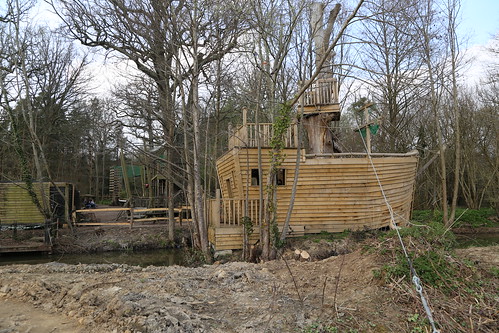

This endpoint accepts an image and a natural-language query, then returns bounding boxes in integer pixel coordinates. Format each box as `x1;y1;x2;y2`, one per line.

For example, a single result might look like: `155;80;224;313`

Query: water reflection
0;248;184;267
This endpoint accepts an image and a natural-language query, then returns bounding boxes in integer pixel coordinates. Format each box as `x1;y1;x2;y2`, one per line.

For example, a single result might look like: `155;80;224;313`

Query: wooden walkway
73;206;191;228
0;244;52;254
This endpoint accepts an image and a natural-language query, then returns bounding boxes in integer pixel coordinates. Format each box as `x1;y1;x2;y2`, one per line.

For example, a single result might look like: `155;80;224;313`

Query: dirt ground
0;226;497;333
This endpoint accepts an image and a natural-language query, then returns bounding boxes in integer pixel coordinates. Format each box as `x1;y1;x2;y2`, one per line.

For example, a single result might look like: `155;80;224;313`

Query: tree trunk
302;113;339;154
191;74;209;257
448;0;461;226
420;0;448;224
189;9;209;257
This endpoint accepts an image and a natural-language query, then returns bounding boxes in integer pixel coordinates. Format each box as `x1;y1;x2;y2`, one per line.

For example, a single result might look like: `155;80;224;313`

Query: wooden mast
301;2;342;155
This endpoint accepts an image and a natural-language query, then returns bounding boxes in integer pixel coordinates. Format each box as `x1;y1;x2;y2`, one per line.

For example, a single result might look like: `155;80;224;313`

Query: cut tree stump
294;249;311;261
300;250;311;261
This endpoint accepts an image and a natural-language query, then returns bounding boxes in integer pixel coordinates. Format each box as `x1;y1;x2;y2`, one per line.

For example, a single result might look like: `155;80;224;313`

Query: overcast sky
28;0;499;92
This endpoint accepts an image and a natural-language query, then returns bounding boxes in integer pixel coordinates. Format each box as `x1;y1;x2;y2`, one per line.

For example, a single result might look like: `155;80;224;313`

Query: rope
356;132;440;333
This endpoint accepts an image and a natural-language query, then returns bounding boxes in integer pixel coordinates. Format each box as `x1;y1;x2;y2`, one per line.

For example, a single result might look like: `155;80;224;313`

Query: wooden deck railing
207;197;262;227
228;122;298;149
300;77;339;106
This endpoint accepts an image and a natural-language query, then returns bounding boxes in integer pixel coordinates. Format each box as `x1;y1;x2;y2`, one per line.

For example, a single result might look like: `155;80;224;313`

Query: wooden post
64;184;69;229
129;207;134;229
44;219;51;245
213;189;221;228
228;123;233;148
355;102;374;155
120;148;132;207
66;184;75;234
364;104;371;154
241;109;248;146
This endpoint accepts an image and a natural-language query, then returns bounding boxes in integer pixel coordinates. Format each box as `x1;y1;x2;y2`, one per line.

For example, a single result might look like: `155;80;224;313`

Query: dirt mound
1;224;498;333
1;245;496;332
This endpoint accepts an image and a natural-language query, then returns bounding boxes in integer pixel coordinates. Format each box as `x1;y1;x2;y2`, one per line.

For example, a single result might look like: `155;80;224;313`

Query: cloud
461;37;498;86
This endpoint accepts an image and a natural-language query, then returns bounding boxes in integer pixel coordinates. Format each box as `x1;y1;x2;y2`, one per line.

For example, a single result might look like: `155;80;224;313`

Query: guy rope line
356;132;440;333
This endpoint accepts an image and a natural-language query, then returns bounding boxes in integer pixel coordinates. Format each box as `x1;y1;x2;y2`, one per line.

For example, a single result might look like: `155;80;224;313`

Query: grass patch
370;210;497;332
412;208;496;228
301;321;338;333
304;230;351;243
381;250;460;292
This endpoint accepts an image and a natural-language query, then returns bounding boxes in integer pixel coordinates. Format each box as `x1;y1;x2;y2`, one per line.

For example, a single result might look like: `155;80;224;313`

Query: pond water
455;233;499;248
0;248;185;267
1;233;496;267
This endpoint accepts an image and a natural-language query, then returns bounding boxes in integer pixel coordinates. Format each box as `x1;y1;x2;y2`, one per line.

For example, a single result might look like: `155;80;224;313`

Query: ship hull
209;148;418;250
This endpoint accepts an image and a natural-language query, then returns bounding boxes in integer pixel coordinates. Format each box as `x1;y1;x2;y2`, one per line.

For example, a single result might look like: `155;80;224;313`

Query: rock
103;286;122;297
214;250;232;259
212;269;228;280
0;285;11;294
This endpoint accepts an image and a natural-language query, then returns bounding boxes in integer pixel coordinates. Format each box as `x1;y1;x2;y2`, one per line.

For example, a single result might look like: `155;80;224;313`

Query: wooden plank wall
216;150;237;200
0;182;69;225
216;148;418;236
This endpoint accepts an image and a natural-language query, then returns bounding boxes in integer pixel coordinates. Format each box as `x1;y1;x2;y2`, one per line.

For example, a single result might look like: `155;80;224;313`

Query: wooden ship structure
0;182;77;227
207;3;418;250
0;181;78;253
207;97;418;250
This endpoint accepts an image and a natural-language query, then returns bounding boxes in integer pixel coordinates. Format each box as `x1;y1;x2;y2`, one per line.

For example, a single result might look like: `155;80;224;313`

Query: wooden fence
73;207;191;229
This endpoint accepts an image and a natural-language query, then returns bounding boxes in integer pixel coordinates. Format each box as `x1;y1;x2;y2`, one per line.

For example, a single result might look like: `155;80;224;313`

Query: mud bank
54;225;189;254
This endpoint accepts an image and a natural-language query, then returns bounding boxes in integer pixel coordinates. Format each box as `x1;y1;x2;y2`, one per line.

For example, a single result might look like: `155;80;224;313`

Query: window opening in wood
225;178;233;197
277;168;286;186
251;169;259;186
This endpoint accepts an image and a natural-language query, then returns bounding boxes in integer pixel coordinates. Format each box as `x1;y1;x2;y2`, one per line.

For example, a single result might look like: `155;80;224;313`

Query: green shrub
455;208;496;227
380;250;459;292
377;222;462;292
385;221;456;250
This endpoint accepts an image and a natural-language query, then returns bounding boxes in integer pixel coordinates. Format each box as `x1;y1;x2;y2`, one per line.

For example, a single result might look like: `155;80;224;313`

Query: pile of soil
0;225;497;332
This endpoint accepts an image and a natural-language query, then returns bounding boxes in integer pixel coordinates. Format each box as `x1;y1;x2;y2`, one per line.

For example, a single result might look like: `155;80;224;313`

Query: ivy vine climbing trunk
262;104;292;260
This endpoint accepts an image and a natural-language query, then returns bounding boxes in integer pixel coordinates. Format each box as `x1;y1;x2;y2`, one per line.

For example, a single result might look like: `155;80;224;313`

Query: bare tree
52;0;191;241
172;0;248;255
457;91;498;210
1;0;89;239
358;0;426;152
412;0;451;222
445;0;463;225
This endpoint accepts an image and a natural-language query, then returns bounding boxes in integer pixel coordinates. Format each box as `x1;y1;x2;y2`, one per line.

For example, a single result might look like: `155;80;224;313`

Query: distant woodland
1;1;497;251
